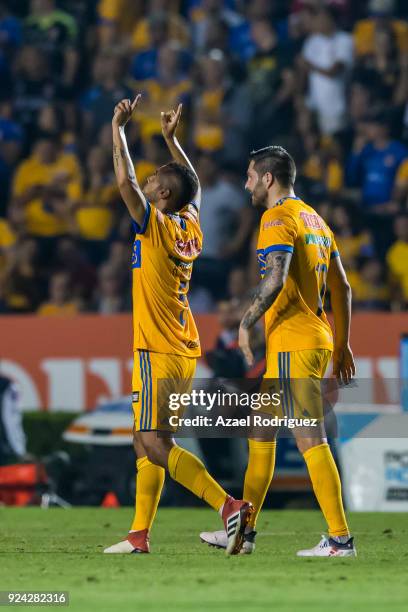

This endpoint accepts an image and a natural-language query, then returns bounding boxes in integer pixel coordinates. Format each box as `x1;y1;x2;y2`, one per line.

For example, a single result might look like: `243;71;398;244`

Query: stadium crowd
0;0;407;321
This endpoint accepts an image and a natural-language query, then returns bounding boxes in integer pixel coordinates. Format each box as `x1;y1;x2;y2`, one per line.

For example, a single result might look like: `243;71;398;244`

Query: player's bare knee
133;431;146;458
142;436;173;467
296;435;326;455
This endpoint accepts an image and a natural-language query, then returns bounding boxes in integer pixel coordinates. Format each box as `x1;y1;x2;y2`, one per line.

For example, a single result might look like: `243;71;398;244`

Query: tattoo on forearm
113;144;136;182
113;145;125;167
241;251;291;330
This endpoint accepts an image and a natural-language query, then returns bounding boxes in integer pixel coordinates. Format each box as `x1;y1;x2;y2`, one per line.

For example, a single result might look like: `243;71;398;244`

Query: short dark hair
159;162;199;209
249;145;296;188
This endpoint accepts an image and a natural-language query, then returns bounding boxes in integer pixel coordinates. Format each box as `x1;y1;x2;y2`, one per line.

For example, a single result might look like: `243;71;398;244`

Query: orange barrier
0;313;406;411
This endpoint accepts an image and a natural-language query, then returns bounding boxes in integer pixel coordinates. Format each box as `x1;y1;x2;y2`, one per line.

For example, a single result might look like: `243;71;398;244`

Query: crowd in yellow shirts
0;0;407;315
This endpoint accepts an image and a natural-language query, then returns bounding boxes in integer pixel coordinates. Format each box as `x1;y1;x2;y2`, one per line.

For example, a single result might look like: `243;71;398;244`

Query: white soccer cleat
200;529;256;554
104;540;135;554
296;535;357;557
104;529;150;554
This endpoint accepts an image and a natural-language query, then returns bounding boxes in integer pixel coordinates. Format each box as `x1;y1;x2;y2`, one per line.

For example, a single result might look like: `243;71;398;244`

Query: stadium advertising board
0;313;406;412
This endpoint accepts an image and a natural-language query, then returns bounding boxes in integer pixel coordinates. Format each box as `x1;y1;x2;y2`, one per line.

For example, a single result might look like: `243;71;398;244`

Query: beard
251;183;268;207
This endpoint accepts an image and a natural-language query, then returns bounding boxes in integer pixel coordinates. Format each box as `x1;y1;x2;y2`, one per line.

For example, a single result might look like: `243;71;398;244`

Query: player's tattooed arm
239;250;292;365
112;96;147;225
161;104;202;209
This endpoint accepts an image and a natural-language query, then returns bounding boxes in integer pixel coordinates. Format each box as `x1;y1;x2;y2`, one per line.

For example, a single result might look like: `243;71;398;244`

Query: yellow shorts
132;350;196;432
259;349;332;421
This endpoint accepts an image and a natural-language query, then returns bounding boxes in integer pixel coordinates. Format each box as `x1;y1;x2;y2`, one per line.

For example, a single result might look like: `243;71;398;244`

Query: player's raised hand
332;343;355;385
112;95;141;127
161;104;182;140
239;325;254;367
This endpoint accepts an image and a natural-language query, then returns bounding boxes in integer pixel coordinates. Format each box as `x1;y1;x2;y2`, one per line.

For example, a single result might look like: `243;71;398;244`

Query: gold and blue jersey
257;196;339;353
131;201;202;357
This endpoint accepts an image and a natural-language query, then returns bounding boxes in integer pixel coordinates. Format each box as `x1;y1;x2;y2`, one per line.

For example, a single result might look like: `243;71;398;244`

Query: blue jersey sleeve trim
132;201;151;235
263;244;294;255
330;250;340;259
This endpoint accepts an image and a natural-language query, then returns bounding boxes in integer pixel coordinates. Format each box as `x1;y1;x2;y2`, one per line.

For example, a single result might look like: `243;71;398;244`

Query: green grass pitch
0;508;407;611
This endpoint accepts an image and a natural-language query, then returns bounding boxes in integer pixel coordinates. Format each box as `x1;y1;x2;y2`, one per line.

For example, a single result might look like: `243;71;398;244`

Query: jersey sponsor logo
183;339;200;349
300;212;326;230
305;233;331;248
174;237;201;258
263;219;284;230
169;255;193;270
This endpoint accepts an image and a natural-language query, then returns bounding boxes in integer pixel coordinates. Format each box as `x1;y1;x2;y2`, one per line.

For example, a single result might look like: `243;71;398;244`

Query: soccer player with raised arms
104;96;253;555
200;146;357;557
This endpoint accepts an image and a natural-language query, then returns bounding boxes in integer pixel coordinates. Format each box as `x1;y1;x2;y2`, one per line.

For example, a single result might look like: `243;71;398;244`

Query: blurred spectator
193;51;226;153
0;1;21;91
228;0;274;62
135;135;168;186
299;124;344;197
24;0;79;88
130;8;191;82
189;0;243;52
394;158;408;205
193;49;252;166
37;270;79;316
349;257;390;310
353;0;408;58
81;51;132;139
53;237;97;305
74;146;118;264
133;41;192;141
13;46;59;142
11;133;81;241
93;263;128;314
346;110;408;213
359;23;408;105
131;0;190;52
0;213;16;278
97;0;141;47
205;299;246;378
386;214;408;308
193;152;250;299
246;19;295;148
0;99;23;212
227;266;249;301
3;238;44;312
300;5;354;135
104;239;131;270
331;204;374;268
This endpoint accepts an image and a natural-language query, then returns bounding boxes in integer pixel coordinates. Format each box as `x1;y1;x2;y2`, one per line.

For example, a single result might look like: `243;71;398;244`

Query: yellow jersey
132;201;202;357
13;153;82;237
387;240;408;300
257;196;338;353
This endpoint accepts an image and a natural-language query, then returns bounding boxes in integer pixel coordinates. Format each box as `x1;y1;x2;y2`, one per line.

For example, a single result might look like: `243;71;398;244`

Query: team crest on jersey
174;237;201;257
132;391;140;403
263;219;284;230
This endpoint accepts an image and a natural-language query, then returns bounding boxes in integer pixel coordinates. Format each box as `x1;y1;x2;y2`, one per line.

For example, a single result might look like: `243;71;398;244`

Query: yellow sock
130;456;165;531
303;443;349;537
243;439;276;529
167;446;227;511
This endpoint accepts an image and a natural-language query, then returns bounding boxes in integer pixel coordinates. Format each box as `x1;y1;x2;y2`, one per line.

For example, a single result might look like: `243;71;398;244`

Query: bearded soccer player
104;97;253;555
200;146;356;557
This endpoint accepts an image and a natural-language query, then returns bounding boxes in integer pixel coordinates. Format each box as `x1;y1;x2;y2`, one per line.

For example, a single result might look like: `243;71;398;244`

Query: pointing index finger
131;94;141;111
